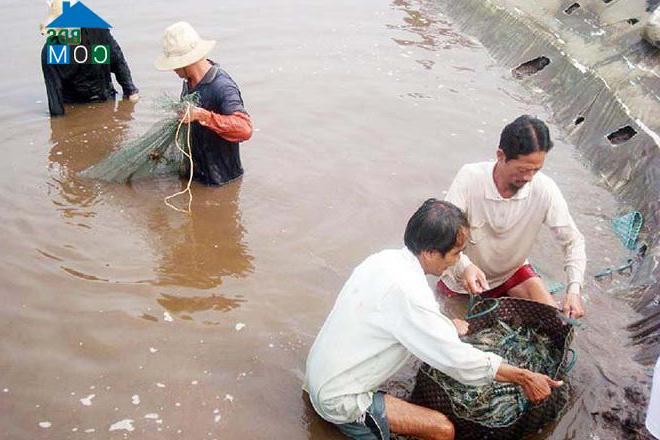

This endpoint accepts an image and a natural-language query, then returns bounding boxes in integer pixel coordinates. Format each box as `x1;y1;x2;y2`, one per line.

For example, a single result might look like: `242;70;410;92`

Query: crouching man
304;199;562;440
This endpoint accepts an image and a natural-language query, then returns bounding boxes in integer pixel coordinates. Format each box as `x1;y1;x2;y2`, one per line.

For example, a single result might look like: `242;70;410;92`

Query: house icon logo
46;1;112;29
45;1;113;65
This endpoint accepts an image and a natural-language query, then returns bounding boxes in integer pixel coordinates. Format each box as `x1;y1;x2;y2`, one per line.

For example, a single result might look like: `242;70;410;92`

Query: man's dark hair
404;199;469;256
499;115;553;161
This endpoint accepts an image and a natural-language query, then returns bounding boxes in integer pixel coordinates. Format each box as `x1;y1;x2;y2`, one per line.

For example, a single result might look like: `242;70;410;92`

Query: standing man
155;22;252;186
41;1;139;116
305;199;563;440
438;115;587;319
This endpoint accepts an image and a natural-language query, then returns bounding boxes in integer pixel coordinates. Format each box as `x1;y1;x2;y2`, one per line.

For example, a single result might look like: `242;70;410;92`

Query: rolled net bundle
80;93;199;183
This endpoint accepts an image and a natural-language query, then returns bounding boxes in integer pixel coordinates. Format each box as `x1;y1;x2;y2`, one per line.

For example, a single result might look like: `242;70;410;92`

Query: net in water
80;93;199;183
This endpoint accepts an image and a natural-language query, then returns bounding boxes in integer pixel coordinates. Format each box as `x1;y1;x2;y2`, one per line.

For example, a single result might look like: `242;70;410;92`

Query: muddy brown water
0;0;652;438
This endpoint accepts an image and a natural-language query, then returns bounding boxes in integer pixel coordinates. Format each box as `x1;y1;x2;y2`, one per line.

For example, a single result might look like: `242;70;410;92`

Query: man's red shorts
437;264;539;299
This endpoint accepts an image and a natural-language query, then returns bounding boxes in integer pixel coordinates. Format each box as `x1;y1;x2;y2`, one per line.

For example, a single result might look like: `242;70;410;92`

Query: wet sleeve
198;110;253;143
544;182;586;289
393;292;502;386
109;33;138;96
41;45;65;116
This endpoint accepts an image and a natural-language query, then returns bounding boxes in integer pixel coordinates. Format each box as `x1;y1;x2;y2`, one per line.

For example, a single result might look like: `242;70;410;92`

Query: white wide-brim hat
155;21;216;71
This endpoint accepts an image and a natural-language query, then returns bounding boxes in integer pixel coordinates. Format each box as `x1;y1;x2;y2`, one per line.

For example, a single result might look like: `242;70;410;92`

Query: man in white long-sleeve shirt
304;199;563;440
438;115;587;319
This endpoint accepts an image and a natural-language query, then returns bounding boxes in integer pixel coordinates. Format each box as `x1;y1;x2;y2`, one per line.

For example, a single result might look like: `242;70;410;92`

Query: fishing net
411;297;575;440
611;211;643;250
80;93;200;184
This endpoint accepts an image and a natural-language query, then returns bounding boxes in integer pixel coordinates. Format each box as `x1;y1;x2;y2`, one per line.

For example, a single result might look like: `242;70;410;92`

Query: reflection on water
389;0;478;51
157;292;244;316
47;99;136;216
47;98;253;301
146;180;253;289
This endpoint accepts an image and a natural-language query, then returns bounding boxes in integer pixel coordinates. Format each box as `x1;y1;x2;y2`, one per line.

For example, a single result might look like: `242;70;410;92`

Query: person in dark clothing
41;28;139;116
155;21;252;186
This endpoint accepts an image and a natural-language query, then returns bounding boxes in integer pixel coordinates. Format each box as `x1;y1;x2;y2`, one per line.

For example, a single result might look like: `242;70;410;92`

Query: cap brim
154;39;216;71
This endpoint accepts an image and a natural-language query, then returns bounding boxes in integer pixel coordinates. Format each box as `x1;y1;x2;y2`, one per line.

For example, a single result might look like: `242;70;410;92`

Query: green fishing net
426;320;562;428
80;93;199;183
611;211;643;250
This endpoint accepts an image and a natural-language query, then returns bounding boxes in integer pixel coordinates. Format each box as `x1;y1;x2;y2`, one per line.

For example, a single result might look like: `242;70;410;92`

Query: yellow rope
164;102;194;214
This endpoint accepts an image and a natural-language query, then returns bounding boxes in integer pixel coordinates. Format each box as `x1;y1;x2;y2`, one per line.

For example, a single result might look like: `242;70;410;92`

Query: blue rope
465;295;500;320
564;348;577;373
594;258;634;280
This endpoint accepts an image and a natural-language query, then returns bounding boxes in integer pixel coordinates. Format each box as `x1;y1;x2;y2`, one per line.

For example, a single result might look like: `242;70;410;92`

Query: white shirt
441;161;586;292
647;356;660;438
304;247;502;424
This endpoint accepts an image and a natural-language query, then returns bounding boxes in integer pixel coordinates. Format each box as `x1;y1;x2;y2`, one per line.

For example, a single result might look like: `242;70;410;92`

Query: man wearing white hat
156;22;252;186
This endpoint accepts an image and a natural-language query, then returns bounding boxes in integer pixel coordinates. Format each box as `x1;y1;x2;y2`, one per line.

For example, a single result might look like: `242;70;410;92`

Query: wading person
304;199;563;440
40;0;140;116
438;115;587;319
155;22;252;186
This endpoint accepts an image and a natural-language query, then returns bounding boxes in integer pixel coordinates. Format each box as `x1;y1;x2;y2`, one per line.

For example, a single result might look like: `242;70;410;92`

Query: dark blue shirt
182;61;247;186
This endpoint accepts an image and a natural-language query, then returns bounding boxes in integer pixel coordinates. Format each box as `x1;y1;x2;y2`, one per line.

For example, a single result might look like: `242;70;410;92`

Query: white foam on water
163;312;173;322
224;394;234;403
235;323;246;331
144;413;159;419
109;419;134;432
80;394;95;406
156;383;166;388
131;395;140;405
84;428;95;433
149;347;158;353
38;421;52;428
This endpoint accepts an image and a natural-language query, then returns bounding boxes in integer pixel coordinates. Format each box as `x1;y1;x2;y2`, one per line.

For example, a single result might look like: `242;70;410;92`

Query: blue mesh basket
611;211;643;250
